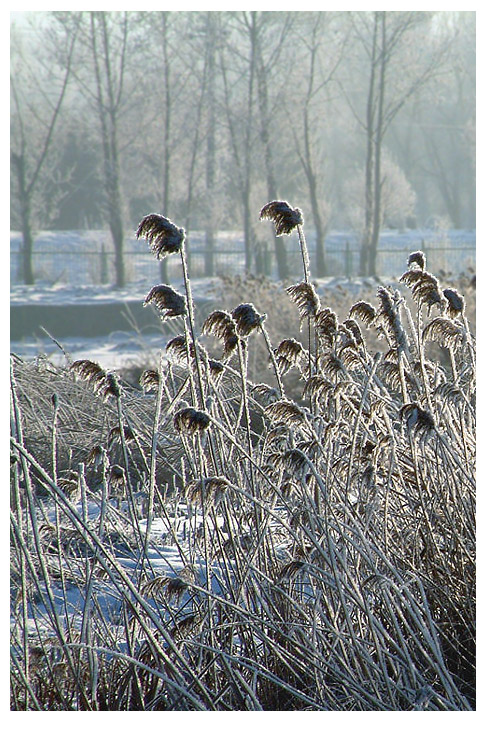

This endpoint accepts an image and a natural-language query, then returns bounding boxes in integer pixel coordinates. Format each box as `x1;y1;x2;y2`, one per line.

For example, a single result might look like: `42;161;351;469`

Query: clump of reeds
10;202;475;711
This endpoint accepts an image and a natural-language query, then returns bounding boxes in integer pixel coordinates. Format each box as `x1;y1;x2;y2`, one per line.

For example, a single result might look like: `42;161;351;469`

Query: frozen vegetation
10;206;475;710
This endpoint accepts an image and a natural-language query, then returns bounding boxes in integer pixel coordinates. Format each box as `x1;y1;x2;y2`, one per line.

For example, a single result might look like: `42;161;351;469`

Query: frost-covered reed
10;203;475;710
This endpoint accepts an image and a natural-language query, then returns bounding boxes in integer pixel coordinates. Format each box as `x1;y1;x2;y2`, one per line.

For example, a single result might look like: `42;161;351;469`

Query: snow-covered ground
10;227;476;287
10;227;475;368
10;275;397;368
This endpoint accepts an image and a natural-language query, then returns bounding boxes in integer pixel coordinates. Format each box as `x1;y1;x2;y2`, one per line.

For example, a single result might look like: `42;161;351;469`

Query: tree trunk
254;16;288;281
160;12;170;284
204;13;216;277
12;153;35;285
307;165;327;277
368;12;387;277
21;205;35;286
91;12;126;288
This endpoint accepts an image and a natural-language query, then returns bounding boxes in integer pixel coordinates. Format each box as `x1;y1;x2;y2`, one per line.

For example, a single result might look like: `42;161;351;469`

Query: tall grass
10;203;475;710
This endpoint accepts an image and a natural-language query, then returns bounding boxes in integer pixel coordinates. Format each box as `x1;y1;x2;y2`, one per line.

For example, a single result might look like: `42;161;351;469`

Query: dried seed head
58;470;80;497
165;334;188;363
322;352;347;379
349;301;377;327
315;308;338;345
303;375;334;407
408;251;426;271
275;338;305;374
443;288;465;317
400;269;444;311
231;303;265;336
400;403;435;442
108;424;135;448
104;371;121;399
208;358;225;378
380;360;413;392
265;399;307;427
109;464;125;487
434;381;464;406
282;448;311;479
202;310;235;339
376;287;408;351
423;317;465;350
286;282;320;321
173;407;211;435
338;346;361;371
139;369;160;393
342;318;365;348
142;574;191;603
251;383;280;404
144;284;187;320
136;213;185;259
259;200;304;236
185;476;230;506
171;613;200;640
202;310;239;358
278;560;306;582
71;359;106;394
87;444;106;469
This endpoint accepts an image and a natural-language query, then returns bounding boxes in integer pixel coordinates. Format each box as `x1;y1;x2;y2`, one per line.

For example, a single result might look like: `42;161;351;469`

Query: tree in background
286;12;346;277
87;12;129;288
10;11;475;285
346;11;453;275
345;153;417;245
53;11;145;288
10;15;79;284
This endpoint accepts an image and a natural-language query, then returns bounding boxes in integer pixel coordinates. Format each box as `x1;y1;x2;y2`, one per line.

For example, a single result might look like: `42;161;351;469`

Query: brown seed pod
139;369;160;393
173;407;211;435
144;284;187;320
265;399;307;427
136;213;185;258
349;300;377;327
443;287;465;317
259;200;303;236
185;476;230;506
286;282;320;320
423;317;465;350
231;303;265;336
407;250;426;271
71;359;106;394
400;269;444;311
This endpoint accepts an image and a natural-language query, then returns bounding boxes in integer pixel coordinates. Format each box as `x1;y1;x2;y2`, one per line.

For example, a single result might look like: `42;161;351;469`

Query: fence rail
10;230;475;286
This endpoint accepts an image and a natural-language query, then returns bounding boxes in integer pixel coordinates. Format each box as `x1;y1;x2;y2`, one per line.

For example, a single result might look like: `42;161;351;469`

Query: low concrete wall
10;298;215;341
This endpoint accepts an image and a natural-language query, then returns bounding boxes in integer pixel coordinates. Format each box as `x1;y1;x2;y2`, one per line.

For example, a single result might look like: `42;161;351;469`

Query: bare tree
10;16;79;284
252;12;295;280
88;12;129;287
286;13;347;277
54;11;141;287
345;11;452;275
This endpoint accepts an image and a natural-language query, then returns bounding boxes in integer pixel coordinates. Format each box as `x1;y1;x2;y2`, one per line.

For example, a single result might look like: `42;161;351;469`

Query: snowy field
10;227;475;287
11;274;411;368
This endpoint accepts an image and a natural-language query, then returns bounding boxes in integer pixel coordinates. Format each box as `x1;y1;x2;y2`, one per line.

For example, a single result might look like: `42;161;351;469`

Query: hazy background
10;10;475;285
